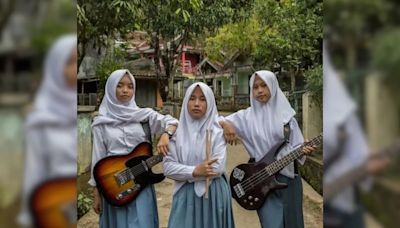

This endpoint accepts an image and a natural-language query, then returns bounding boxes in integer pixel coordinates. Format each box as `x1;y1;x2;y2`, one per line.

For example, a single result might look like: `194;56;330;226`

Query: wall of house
220;77;232;96
237;71;250;95
136;79;157;108
0;109;24;208
77;113;93;175
302;92;322;140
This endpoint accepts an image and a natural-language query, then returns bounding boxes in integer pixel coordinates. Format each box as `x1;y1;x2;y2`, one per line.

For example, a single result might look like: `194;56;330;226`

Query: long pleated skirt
257;174;304;228
168;176;235;228
99;185;159;228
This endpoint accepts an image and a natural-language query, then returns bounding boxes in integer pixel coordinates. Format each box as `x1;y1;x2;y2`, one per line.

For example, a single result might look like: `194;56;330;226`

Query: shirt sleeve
147;109;178;134
288;118;306;165
17;127;48;227
163;130;227;182
88;126;107;187
163;141;197;181
224;109;249;140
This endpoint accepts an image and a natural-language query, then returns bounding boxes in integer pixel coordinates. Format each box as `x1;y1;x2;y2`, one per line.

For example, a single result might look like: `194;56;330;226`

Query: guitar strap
283;123;299;174
140;121;153;146
324;124;347;172
249;123;291;163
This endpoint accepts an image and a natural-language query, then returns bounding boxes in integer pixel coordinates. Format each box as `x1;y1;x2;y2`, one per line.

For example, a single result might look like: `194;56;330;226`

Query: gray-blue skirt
168;176;235;228
100;185;159;228
257;174;304;228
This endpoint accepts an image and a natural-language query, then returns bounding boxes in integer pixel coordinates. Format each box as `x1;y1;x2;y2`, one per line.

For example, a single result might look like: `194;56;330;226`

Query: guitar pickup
115;169;135;186
233;184;245;198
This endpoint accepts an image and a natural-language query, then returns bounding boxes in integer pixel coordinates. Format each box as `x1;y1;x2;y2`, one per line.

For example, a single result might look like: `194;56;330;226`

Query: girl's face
252;74;271;103
116;74;134;103
64;48;77;88
187;86;207;119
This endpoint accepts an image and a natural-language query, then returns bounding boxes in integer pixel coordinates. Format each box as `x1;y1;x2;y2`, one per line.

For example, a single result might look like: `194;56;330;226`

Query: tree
136;0;234;100
205;0;322;92
77;0;139;65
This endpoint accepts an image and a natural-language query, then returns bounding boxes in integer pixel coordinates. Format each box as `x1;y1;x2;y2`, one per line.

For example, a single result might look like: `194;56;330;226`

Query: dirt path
78;143;323;228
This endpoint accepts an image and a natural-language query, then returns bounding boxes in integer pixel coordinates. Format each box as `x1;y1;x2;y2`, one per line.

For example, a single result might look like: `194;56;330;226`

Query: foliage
31;0;76;55
95;47;125;95
78;192;93;219
304;64;322;104
205;0;322;74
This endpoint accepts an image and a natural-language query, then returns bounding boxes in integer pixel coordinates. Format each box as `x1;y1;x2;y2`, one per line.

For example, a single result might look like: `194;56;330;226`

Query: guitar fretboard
265;134;322;175
146;154;164;168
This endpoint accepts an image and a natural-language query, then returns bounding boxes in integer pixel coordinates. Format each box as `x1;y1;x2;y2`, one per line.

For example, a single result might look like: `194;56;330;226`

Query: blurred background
324;0;400;227
0;0;75;227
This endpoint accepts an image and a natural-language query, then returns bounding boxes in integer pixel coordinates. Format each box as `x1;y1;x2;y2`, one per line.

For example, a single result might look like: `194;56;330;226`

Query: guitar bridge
116;184;141;200
233;183;245;198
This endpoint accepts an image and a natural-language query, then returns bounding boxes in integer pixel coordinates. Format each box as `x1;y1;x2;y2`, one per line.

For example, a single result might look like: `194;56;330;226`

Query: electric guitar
30;177;76;228
230;134;322;210
93;142;164;207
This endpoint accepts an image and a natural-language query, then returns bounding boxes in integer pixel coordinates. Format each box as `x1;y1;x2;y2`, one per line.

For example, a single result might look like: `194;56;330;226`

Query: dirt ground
78;143;323;228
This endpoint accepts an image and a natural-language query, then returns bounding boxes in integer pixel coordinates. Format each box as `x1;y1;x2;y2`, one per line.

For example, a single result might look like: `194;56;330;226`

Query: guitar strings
238;136;321;193
118;155;162;182
240;137;321;192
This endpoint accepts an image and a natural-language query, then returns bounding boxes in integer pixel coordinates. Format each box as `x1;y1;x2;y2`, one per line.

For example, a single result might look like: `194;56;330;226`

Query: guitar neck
145;154;164;168
265;135;322;175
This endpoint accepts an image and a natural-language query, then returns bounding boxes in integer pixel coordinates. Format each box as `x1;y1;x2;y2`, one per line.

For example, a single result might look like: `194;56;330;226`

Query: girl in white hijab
219;70;316;228
88;69;178;228
163;82;235;228
17;34;77;227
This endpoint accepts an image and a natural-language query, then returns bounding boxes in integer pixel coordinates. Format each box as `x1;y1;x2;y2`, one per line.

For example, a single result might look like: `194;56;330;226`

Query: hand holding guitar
93;187;102;214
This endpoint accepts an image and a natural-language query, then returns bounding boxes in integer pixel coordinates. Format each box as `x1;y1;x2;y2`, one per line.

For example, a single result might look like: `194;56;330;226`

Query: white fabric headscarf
26;34;77;127
175;82;223;196
323;45;356;154
91;69;154;127
238;70;296;160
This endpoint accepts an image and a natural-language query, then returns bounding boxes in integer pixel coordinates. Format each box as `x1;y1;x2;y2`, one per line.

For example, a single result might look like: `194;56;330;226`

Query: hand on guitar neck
365;154;390;175
302;140;319;155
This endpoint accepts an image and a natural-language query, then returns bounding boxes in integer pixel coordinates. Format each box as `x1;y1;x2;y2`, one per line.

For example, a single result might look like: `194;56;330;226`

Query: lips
192;109;201;113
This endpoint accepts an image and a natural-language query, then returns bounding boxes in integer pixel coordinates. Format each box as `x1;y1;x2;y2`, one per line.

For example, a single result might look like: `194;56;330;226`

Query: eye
117;84;122;88
189;96;195;101
200;96;206;101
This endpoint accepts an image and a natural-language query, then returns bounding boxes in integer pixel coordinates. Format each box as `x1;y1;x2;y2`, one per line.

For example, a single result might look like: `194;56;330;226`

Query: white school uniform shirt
323;45;370;213
223;70;305;179
163;82;227;197
88;69;178;186
17;34;77;226
88;112;178;186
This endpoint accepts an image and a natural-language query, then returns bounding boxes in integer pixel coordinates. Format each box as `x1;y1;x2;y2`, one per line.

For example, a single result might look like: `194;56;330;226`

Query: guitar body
230;134;322;211
230;144;287;210
30;177;76;228
93;142;165;207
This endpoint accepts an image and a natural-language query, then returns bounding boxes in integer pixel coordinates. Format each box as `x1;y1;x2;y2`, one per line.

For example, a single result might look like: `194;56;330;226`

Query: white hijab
175;82;223;196
234;70;296;160
92;69;154;127
323;46;356;154
26;34;77;127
